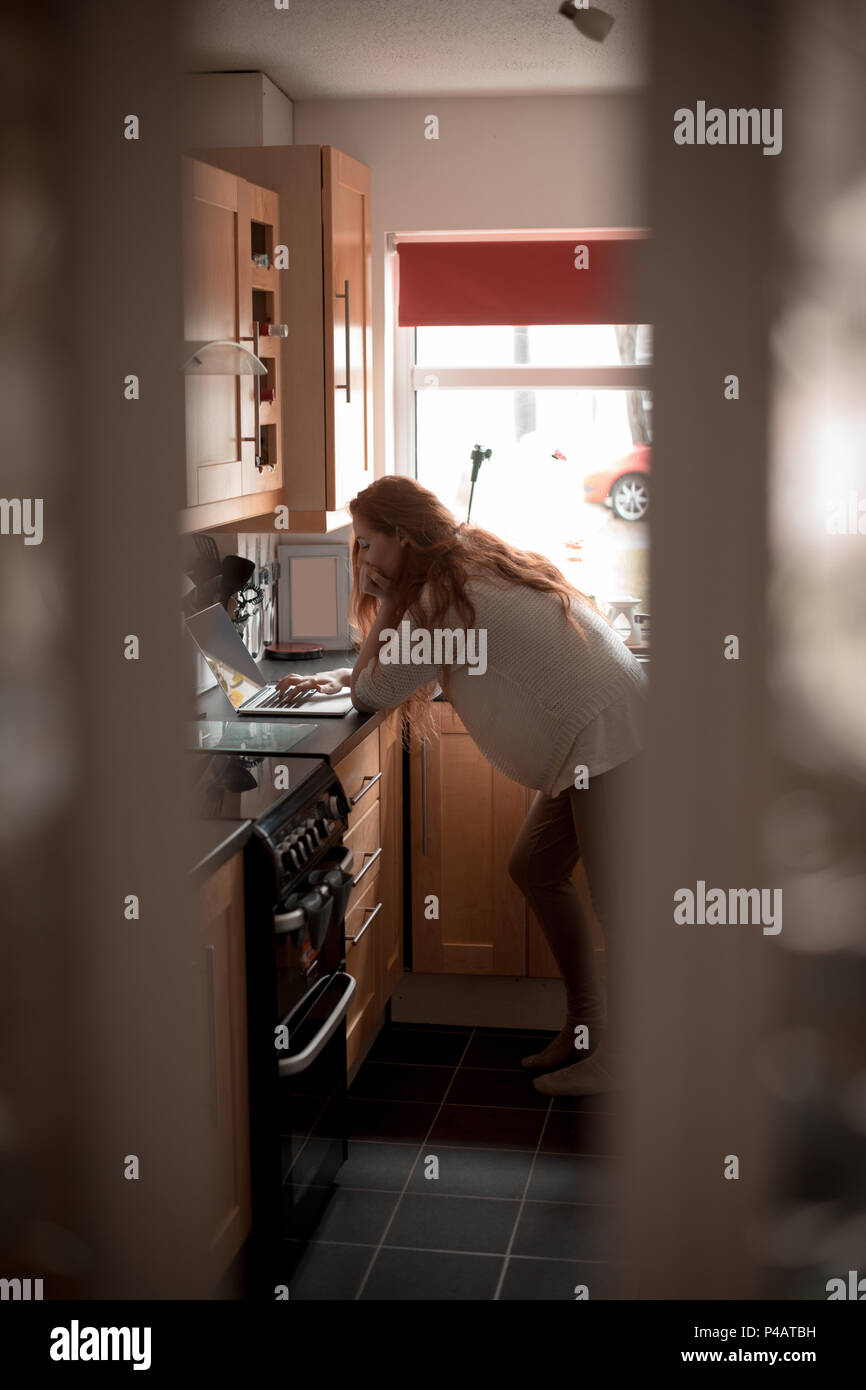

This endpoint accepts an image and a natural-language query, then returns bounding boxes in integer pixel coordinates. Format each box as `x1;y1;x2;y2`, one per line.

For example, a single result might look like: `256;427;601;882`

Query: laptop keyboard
252;685;316;711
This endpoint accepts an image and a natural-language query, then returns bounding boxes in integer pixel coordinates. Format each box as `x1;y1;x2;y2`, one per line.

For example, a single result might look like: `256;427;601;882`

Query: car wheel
610;473;649;521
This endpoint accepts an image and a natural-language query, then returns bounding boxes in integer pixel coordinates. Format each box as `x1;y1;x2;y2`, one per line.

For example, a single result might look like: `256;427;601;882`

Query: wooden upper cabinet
322;147;373;513
181;158;283;533
191;145;374;531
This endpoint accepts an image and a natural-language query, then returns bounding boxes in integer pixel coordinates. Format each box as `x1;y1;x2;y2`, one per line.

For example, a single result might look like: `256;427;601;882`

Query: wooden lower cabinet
334;710;403;1072
410;703;603;978
198;852;252;1281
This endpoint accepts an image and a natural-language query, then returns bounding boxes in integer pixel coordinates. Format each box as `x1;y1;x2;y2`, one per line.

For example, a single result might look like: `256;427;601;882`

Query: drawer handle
350;771;381;805
347;900;382;947
352;845;382;887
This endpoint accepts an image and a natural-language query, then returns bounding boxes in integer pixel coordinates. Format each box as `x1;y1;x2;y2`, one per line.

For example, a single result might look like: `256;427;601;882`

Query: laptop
186;603;355;717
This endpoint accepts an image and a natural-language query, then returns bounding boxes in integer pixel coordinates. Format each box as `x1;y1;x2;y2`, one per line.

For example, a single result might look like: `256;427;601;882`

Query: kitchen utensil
265;642;326;660
220;555;256;609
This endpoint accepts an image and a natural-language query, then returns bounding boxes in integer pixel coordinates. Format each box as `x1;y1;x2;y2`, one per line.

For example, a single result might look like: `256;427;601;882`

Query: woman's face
353;519;406;581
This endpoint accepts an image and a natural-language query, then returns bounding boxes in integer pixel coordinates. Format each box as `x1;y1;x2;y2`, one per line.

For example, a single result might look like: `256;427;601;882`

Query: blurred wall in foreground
616;0;865;1299
761;0;866;1297
0;0;211;1297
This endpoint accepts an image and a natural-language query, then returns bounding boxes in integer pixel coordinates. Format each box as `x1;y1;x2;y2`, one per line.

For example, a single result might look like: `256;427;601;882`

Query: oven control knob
328;794;342;817
303;817;321;842
314;817;329;839
281;847;300;872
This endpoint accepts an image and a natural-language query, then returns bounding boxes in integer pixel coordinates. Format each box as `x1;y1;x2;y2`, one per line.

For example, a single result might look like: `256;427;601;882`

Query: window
395;316;651;615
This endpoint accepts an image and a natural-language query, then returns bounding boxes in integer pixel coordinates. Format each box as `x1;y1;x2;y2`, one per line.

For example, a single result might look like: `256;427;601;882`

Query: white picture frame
276;544;351;650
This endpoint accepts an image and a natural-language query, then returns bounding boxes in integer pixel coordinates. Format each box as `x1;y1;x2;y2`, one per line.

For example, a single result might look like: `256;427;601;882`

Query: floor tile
526;1151;618;1205
551;1091;616;1113
279;1240;374;1300
349;1060;454;1104
511;1200;619;1262
405;1145;534;1199
281;1131;346;1186
360;1247;504;1299
461;1030;557;1070
367;1025;471;1067
334;1140;421;1191
342;1096;439;1142
300;1186;400;1246
447;1065;549;1109
499;1256;624;1300
540;1108;613;1156
384;1192;520;1254
428;1103;547;1151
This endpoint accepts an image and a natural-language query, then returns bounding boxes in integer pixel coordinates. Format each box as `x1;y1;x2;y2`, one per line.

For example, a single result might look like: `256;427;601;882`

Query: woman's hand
275;668;350;700
358;561;394;601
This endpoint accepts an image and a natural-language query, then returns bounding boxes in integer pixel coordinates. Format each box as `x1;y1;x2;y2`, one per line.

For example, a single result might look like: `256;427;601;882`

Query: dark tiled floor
284;1023;625;1300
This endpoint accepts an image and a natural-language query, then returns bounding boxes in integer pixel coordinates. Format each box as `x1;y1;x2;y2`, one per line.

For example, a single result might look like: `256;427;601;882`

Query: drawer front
345;876;381;1066
334;732;381;831
343;797;382;918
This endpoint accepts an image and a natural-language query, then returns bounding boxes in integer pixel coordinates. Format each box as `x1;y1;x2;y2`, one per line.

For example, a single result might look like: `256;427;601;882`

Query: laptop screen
185;604;265;711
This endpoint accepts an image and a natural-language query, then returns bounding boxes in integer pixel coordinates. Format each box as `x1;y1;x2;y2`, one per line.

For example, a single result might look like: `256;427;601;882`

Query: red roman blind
396;238;649;327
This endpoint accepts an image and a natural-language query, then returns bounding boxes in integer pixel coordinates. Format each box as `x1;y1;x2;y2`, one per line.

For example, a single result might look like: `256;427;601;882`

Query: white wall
294;94;648;476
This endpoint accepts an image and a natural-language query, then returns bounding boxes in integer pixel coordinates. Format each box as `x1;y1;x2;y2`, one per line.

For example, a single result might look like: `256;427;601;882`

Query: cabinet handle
205;944;219;1128
347;900;382;947
421;736;428;855
352;845;382;887
335;278;351;402
350;771;381;805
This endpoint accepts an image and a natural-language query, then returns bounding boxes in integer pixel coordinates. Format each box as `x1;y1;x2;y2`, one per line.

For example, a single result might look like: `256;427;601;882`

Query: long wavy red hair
348;475;608;745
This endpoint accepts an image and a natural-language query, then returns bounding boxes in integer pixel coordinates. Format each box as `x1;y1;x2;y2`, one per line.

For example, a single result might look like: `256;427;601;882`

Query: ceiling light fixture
558;2;616;43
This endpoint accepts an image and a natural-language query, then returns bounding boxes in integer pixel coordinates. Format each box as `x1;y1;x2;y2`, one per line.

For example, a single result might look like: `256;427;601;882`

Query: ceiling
184;0;648;100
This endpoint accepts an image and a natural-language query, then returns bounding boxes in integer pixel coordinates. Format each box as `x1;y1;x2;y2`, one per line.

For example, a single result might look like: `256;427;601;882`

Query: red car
583;444;650;522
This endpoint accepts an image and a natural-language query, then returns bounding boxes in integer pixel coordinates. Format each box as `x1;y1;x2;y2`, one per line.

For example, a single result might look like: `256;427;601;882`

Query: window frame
388;241;652;480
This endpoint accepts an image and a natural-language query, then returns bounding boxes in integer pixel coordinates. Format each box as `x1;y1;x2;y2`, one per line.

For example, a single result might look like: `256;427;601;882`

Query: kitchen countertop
189;649;382;881
193;648;387;765
187;816;252;887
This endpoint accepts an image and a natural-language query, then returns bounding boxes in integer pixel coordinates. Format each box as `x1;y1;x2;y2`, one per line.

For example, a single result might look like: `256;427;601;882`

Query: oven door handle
273;906;306;939
277;972;357;1077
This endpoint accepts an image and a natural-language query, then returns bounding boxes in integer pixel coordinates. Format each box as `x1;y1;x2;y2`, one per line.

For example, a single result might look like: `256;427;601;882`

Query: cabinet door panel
411;706;525;975
199;854;251;1277
182;160;247;508
323;147;372;511
378;713;403;997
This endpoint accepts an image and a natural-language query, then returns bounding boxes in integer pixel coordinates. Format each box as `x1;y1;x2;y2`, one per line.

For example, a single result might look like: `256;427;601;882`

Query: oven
190;751;356;1292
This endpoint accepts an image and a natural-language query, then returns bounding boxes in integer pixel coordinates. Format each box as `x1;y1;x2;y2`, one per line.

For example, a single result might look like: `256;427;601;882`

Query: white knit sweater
353;573;648;795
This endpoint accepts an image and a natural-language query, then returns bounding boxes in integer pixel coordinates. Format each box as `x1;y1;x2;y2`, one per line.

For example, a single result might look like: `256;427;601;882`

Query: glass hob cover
186;751;328;824
188;719;318;756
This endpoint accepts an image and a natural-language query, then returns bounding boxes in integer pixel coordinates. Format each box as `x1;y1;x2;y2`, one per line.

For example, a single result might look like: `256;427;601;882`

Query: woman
276;475;647;1096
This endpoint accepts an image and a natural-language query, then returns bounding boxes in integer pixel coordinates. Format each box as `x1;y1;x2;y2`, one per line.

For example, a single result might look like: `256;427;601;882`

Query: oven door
272;846;357;1264
279;969;356;1259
